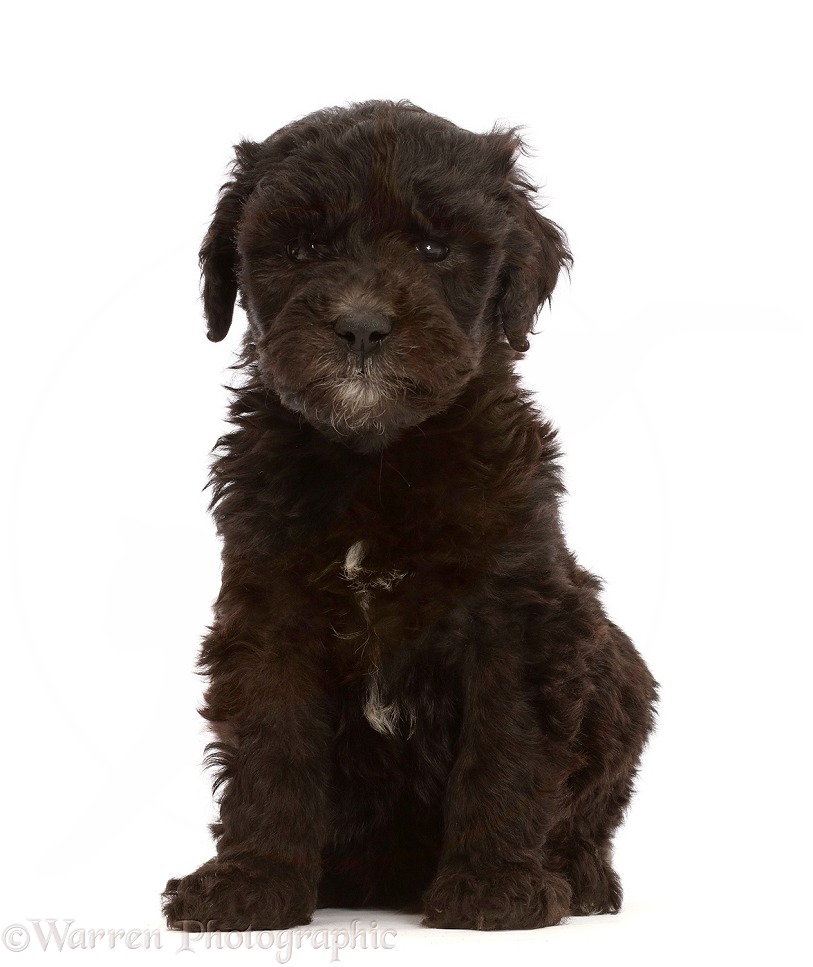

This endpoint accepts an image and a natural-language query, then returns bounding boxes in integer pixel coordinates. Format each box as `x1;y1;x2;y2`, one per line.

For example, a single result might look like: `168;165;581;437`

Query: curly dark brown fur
162;99;658;932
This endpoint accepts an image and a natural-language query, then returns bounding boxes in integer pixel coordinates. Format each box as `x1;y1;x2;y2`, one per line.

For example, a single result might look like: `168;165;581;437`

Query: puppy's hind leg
552;622;657;917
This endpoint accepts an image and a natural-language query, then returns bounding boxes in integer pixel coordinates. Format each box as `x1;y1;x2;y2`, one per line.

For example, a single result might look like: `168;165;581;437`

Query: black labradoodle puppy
162;99;658;932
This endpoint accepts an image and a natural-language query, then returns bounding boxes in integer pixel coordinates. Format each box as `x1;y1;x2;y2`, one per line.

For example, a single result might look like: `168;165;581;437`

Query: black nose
333;310;392;356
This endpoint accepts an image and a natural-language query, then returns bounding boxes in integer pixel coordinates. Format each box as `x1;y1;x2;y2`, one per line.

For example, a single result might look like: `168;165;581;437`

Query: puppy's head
200;100;570;451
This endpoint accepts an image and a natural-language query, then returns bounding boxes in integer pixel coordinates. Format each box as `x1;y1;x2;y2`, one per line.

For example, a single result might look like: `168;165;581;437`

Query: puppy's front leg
163;579;332;932
422;630;573;931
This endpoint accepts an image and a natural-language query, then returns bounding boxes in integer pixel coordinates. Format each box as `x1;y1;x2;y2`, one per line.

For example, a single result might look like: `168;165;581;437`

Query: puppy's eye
286;240;309;262
286;237;330;262
416;239;450;262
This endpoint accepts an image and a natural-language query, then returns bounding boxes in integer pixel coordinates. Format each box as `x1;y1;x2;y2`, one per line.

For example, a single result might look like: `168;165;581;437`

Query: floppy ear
498;200;572;351
489;133;572;352
199;141;262;342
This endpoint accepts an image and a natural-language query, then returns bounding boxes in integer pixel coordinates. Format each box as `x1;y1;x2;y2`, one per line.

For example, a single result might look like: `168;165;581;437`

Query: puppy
162;99;657;932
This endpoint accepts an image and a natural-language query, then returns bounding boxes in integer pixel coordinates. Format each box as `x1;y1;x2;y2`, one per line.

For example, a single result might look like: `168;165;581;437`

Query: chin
273;369;437;453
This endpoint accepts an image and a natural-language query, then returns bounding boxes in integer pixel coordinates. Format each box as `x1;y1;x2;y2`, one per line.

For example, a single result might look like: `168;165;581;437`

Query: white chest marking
363;668;416;738
341;540;408;608
340;541;413;737
342;540;368;582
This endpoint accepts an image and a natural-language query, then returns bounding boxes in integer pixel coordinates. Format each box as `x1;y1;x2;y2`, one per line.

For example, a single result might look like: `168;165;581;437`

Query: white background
2;1;811;963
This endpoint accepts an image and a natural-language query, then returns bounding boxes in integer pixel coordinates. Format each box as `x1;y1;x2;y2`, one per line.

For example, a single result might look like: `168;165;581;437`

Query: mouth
334;367;433;404
301;351;424;401
269;342;442;450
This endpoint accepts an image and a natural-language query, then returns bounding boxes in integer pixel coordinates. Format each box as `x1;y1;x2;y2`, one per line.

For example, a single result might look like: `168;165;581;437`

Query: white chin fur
336;377;382;411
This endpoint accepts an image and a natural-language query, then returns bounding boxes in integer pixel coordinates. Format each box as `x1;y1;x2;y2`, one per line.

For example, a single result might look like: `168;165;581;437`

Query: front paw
162;855;316;931
422;864;572;931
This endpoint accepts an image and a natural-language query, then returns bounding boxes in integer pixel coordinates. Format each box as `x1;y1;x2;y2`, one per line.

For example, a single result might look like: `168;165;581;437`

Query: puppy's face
201;101;570;452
